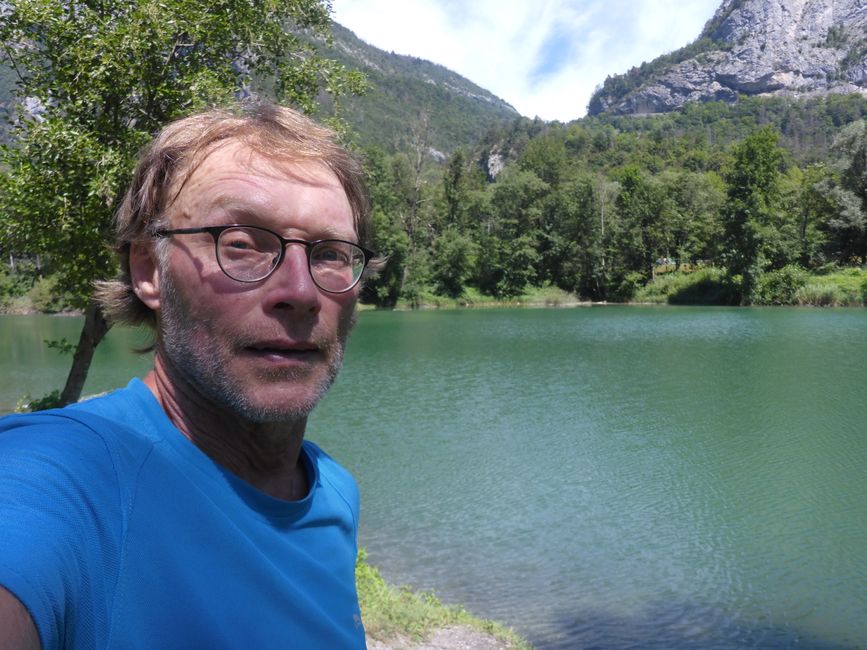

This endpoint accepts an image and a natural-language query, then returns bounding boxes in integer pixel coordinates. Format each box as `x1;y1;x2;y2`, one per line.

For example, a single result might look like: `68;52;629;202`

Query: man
0;103;379;648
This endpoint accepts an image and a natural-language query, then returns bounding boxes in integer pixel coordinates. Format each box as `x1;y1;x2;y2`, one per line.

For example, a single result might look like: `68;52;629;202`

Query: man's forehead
179;140;339;192
163;140;356;237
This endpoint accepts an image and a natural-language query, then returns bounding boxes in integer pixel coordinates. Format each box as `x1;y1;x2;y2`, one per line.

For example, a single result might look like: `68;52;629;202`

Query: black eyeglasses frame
152;224;375;294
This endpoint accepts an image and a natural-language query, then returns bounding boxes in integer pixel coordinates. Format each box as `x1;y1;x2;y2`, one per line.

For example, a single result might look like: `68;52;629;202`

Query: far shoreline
4;298;866;318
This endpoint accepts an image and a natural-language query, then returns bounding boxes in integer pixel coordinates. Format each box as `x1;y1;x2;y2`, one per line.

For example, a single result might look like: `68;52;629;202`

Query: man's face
154;142;359;422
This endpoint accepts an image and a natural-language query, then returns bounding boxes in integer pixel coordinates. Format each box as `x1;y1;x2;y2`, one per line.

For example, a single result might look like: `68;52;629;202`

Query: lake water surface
2;307;866;648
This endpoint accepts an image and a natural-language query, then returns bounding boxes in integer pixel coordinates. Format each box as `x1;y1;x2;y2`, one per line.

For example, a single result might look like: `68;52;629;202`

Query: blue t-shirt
0;379;365;648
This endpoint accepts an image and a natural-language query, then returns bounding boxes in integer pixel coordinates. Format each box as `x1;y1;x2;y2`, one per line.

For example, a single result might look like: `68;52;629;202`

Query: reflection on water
311;307;867;649
4;308;867;648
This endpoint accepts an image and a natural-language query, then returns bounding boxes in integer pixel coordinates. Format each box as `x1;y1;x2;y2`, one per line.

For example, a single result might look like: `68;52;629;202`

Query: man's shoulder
0;378;165;468
303;440;353;482
303;440;360;517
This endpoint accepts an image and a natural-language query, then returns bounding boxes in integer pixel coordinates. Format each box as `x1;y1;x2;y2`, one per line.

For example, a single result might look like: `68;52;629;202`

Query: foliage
0;258;37;308
636;264;867;306
794;266;867;306
353;99;867;310
355;550;530;649
15;390;62;413
795;282;847;306
27;275;73;313
753;264;811;305
826;120;867;263
721;127;788;302
0;0;362;305
431;228;478;298
634;267;739;305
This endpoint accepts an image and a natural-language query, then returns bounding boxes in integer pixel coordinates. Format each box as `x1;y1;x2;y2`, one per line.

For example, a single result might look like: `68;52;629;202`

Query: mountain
316;22;520;154
589;0;867;116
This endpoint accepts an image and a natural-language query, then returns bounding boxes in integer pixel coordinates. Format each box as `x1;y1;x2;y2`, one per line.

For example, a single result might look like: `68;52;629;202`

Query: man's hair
96;103;374;330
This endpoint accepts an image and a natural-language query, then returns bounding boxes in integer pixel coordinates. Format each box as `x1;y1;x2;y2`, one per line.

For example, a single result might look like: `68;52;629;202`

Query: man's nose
265;244;321;311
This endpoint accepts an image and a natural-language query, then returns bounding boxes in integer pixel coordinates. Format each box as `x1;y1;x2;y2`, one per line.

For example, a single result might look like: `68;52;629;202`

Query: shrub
28;276;73;313
754;265;810;305
614;271;646;301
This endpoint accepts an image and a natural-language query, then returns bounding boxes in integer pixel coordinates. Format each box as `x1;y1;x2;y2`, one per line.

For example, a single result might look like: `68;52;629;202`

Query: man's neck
142;362;309;502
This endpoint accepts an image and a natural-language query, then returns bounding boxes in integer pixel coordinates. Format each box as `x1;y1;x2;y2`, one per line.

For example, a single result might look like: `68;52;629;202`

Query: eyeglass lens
215;227;365;292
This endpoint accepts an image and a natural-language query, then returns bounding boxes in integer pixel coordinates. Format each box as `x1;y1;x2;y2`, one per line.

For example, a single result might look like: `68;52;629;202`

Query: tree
430;227;478;298
442;148;468;228
826;120;867;263
612;164;668;282
783;163;833;267
476;168;548;297
721;127;787;302
518;133;569;187
657;169;725;267
0;0;364;407
547;174;607;299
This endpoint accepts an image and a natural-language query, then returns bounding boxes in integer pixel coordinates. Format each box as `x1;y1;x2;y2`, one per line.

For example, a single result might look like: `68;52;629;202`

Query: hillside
589;0;867;116
315;22;519;154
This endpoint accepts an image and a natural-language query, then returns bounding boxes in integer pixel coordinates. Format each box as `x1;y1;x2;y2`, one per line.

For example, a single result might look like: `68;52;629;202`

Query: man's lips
242;340;323;361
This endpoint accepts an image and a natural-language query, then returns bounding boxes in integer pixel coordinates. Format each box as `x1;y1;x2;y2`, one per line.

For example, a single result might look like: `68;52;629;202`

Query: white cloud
332;0;721;122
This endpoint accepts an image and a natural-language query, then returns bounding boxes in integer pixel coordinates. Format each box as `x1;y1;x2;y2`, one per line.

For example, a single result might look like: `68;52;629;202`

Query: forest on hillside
358;94;867;308
4;94;867;313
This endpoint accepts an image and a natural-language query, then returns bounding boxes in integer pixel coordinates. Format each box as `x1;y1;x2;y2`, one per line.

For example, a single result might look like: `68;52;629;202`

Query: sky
332;0;722;122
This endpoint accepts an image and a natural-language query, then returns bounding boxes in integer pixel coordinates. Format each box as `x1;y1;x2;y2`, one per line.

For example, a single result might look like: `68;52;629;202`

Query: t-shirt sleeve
0;412;123;649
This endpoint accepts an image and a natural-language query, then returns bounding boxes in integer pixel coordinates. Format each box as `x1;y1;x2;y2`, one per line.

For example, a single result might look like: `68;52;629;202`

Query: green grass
795;267;867;306
394;284;583;310
637;266;867;306
516;284;584;306
356;550;532;648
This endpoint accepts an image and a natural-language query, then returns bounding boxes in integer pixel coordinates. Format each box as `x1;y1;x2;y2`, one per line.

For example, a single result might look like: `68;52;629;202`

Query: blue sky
332;0;722;121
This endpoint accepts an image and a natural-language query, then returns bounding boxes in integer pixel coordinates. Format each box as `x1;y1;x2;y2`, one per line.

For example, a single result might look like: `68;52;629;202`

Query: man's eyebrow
198;202;357;240
313;224;358;240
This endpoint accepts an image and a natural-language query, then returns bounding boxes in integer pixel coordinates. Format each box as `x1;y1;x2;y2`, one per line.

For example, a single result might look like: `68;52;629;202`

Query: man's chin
219;374;337;424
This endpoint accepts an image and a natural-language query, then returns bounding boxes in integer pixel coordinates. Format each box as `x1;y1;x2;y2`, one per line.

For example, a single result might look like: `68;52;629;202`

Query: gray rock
592;0;867;115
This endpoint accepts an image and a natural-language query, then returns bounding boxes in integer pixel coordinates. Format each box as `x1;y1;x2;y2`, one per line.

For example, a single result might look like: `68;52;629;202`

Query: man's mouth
244;341;323;363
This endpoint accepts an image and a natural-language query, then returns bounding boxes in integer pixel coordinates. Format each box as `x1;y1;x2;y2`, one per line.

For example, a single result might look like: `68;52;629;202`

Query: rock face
590;0;867;115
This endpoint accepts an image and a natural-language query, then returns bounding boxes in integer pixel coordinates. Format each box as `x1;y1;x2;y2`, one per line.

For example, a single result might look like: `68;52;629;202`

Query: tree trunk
59;299;111;406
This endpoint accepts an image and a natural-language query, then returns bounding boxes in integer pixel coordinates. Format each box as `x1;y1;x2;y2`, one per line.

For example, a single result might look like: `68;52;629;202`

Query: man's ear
130;243;161;310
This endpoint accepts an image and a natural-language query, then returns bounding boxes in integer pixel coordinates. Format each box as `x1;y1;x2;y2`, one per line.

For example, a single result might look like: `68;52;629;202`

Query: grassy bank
6;266;865;315
634;265;867;306
389;284;587;310
356;551;531;649
378;266;867;310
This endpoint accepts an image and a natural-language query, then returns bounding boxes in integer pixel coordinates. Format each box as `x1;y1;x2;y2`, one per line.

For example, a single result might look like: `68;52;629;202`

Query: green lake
2;307;866;648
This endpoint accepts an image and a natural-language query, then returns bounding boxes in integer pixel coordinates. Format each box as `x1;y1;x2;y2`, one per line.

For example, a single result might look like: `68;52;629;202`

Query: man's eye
313;245;350;264
220;230;260;251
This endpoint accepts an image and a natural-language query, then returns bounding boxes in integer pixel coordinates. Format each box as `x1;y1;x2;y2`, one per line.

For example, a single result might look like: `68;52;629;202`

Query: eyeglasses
153;225;374;294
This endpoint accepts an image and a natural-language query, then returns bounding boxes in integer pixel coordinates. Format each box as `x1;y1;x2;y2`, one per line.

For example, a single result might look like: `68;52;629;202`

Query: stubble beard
157;270;349;424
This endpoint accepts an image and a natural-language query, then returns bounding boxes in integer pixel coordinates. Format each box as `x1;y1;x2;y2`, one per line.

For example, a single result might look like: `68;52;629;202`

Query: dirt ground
367;625;523;650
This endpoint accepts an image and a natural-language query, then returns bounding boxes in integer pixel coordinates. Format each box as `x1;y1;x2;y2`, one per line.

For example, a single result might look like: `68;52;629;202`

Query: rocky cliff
589;0;867;115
